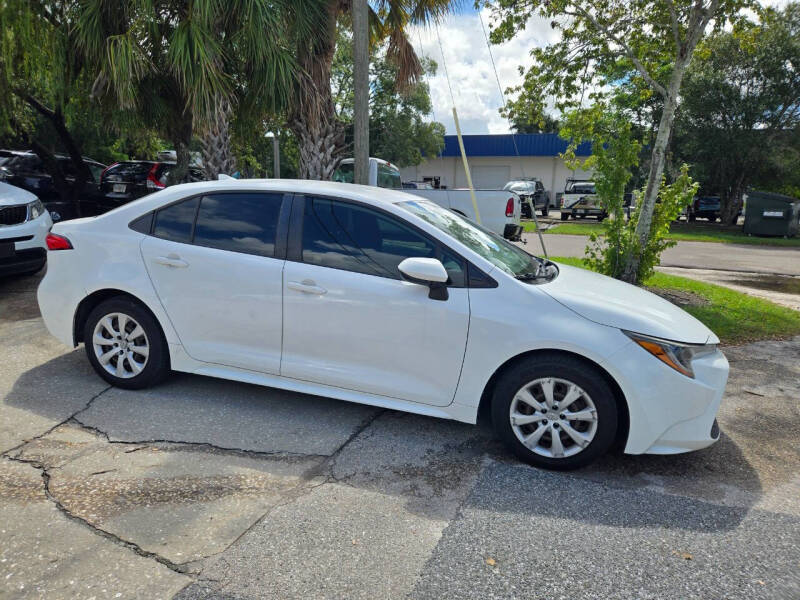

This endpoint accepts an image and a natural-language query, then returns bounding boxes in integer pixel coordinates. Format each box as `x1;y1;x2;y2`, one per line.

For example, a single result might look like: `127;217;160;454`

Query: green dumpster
743;191;800;237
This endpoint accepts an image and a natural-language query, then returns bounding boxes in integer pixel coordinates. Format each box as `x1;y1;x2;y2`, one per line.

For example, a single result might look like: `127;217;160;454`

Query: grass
551;256;800;345
523;220;800;247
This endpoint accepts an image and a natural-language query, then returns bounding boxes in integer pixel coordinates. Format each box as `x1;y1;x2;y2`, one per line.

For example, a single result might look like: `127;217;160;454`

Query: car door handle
153;254;189;268
287;280;327;295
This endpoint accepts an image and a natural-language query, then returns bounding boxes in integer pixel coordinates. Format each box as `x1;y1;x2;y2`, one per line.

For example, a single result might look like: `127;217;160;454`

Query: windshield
566;181;595;194
398;199;538;277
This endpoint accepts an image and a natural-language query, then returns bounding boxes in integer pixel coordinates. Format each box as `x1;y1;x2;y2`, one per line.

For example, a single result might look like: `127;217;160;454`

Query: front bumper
503;223;523;241
605;341;729;455
569;207;605;217
0;212;52;276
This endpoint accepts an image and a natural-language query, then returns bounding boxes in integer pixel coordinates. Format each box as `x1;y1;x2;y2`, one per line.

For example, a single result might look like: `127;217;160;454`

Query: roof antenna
479;11;548;258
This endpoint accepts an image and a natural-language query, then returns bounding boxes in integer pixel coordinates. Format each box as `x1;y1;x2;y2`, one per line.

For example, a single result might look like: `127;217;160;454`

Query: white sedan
37;180;728;469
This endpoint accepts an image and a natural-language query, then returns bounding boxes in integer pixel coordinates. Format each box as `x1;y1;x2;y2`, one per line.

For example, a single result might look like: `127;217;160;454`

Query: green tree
675;3;800;223
562;105;696;283
77;0;320;182
0;1;98;215
287;0;455;180
488;0;749;283
332;32;445;168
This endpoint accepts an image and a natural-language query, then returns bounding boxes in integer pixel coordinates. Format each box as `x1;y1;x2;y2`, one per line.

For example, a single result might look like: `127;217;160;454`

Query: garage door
470;166;511;189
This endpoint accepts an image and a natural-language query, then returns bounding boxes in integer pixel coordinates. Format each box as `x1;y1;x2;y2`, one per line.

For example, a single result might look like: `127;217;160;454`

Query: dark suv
0;151;106;222
686;196;721;222
99;161;205;212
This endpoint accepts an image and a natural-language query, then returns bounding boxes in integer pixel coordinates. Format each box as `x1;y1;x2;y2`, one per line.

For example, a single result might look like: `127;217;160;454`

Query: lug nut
553;423;560;429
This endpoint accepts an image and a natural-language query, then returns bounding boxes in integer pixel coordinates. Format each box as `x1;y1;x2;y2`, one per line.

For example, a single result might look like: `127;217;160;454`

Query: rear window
333;162;354;184
193;193;282;257
5;154;41;172
104;162;156;183
377;164;402;189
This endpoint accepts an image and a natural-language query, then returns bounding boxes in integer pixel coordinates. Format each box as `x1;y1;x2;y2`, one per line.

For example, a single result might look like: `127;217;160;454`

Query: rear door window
193;193;283;257
105;162;153;183
152;197;199;243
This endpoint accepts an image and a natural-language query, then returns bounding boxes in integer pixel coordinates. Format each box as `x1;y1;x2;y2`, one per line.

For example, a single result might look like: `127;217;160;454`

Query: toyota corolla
37;180;728;469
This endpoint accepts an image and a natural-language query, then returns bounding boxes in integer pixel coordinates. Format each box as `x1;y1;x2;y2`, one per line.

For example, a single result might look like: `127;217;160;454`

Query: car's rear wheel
491;355;618;470
84;298;170;389
540;203;549;217
560;212;569;221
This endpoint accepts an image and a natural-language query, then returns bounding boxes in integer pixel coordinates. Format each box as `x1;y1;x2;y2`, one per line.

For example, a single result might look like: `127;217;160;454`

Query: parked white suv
37;179;728;469
0;182;52;277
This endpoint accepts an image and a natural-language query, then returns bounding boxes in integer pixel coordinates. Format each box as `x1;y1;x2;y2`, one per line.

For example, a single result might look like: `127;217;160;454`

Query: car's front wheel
84;297;170;389
491;355;618;470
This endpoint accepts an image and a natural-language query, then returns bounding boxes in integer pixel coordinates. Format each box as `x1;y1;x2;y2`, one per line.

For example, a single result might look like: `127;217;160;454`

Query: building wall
399;156;594;203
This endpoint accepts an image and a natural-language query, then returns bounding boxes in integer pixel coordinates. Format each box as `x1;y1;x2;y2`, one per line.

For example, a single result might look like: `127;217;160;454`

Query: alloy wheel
92;312;150;379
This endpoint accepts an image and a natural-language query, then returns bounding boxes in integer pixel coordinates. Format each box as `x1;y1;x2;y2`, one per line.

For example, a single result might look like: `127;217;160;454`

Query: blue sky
408;7;556;135
409;1;789;136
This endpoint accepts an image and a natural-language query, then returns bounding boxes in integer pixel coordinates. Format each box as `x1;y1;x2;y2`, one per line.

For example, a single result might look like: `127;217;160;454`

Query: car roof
0;181;37;205
109;179;421;216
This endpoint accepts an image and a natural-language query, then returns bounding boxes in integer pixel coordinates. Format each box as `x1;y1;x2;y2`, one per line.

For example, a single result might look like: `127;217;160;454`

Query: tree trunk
200;98;237;180
352;0;370;184
166;113;193;185
720;174;746;225
15;90;90;217
288;1;344;180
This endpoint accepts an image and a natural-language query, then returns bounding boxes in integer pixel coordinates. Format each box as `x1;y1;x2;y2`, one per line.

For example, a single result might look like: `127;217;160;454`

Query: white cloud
409;9;557;135
411;2;788;135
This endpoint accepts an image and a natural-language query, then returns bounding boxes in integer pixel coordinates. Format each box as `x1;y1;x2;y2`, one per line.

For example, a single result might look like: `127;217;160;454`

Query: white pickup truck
334;158;523;240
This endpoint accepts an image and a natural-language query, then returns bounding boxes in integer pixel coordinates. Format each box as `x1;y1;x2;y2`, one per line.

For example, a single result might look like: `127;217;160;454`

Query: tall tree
0;1;95;215
489;0;749;283
287;0;455;180
77;0;321;181
331;32;445;167
675;3;800;223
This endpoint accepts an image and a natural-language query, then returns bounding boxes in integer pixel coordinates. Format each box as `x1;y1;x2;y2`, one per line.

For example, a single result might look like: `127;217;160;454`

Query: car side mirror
398;257;449;301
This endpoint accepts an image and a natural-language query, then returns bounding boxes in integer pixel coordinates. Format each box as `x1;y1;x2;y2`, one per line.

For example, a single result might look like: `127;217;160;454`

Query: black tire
83;297;170;389
688;213;696;222
541;203;549;217
491;355;618;470
596;215;604;221
560;212;569;221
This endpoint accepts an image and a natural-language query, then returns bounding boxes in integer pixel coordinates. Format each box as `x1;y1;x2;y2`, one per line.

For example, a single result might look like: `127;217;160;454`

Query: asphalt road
523;232;800;276
1;271;799;599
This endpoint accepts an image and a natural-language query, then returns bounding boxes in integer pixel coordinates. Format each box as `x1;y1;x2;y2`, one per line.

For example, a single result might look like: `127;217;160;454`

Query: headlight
27;199;46;220
624;331;717;378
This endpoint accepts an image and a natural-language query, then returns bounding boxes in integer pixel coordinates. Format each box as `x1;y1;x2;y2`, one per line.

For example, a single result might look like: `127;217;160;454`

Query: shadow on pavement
5;349;763;534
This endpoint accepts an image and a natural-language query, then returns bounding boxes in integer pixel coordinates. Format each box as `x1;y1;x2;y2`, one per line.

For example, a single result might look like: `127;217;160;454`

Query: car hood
0;181;36;206
540;264;718;345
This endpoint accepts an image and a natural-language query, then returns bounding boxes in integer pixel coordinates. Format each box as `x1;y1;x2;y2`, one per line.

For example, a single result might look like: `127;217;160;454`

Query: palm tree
288;0;456;180
77;0;323;180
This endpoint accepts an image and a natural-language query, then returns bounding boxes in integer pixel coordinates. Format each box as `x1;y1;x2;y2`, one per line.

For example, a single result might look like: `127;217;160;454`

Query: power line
478;10;547;256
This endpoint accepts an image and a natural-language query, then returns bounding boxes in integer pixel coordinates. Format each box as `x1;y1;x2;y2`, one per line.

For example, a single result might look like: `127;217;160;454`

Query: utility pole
273;133;280;178
352;0;369;185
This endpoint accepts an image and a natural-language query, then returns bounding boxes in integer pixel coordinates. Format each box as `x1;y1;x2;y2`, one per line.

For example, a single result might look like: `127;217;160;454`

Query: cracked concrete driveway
2;271;799;599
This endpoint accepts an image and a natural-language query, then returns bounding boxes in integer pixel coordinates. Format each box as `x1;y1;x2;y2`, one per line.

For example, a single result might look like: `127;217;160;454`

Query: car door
140;191;288;374
281;195;470;407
